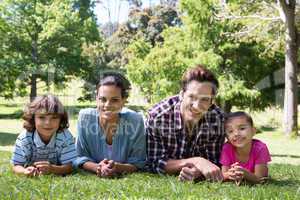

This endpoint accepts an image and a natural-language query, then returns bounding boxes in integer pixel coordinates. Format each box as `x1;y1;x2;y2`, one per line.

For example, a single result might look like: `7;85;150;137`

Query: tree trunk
30;74;37;102
279;0;298;136
223;100;232;114
30;36;39;102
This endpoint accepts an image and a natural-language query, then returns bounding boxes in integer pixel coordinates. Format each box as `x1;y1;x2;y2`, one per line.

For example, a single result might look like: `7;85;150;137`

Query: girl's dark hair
225;111;254;127
181;64;219;95
96;72;131;98
22;95;69;132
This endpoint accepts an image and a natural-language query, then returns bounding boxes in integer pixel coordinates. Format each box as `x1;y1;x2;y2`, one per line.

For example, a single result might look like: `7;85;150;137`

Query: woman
74;72;146;177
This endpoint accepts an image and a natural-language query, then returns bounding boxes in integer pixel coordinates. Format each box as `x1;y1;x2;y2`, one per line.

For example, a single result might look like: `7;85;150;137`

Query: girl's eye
111;99;120;103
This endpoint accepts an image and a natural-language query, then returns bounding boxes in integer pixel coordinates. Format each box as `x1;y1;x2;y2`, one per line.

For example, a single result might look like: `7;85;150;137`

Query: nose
191;100;201;110
104;100;111;108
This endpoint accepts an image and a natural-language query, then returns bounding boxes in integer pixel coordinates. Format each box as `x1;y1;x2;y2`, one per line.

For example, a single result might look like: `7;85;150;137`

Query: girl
75;72;146;177
11;95;77;176
220;111;271;184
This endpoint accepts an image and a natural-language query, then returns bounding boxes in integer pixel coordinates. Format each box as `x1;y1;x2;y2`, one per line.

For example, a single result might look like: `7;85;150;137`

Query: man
146;64;225;182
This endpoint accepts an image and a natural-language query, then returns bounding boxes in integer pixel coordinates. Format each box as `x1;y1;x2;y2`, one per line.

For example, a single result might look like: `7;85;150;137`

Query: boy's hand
34;161;53;175
24;166;38;177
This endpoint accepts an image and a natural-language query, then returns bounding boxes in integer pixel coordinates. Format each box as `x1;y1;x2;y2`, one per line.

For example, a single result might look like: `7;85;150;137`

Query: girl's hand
24;166;38;177
34;161;53;175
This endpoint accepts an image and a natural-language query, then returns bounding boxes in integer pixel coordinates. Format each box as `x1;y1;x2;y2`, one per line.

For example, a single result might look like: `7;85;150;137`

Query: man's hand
178;163;201;182
24;166;38;177
34;161;53;175
194;157;223;182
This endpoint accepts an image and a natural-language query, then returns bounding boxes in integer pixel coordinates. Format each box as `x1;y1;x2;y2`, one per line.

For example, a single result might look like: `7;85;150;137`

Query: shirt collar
33;130;57;148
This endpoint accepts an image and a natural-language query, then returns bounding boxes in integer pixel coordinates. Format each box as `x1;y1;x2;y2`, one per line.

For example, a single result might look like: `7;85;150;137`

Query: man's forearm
164;158;199;174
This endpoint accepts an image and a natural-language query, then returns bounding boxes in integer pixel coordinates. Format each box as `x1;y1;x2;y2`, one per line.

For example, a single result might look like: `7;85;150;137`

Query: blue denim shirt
74;108;146;169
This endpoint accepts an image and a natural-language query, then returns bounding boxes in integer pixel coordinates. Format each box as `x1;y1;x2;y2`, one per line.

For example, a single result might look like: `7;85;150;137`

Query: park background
0;0;300;199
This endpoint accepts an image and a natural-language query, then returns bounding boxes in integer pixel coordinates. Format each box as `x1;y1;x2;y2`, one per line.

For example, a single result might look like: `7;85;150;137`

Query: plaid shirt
146;95;225;174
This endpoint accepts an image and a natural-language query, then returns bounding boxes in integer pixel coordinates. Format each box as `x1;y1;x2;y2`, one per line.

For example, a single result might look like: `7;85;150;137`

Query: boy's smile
35;112;61;144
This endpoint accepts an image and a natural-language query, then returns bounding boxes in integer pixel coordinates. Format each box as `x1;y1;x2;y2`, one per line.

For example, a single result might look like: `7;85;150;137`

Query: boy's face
35;111;61;143
225;116;255;148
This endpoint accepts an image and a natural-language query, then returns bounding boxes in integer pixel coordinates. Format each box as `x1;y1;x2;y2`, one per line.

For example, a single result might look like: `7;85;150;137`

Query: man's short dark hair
181;64;219;95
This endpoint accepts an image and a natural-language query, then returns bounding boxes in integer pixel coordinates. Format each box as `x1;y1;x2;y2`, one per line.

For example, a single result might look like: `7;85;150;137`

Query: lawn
0;101;300;199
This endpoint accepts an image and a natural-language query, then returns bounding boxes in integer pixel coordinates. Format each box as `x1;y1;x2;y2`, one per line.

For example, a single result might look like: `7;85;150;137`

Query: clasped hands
96;158;118;178
178;157;223;182
24;161;53;176
225;162;245;185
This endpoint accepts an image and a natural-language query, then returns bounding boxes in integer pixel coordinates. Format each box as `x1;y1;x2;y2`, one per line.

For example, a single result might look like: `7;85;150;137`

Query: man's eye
201;97;210;102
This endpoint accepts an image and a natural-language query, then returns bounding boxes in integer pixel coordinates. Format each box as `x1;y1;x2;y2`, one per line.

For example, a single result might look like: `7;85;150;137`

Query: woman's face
97;85;126;123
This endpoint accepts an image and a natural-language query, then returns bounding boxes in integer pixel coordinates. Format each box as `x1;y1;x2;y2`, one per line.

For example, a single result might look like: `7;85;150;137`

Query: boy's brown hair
22;95;69;132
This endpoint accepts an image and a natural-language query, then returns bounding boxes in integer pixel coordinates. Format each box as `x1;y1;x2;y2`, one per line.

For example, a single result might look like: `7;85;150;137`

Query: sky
94;0;161;24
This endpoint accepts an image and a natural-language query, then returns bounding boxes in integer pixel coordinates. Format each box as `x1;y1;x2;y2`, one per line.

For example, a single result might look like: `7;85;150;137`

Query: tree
80;3;181;100
279;0;299;136
0;0;100;101
218;0;299;136
126;0;282;110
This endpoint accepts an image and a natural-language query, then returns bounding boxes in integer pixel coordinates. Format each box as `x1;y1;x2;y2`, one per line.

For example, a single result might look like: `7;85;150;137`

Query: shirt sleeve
59;130;77;165
255;142;271;165
126;114;146;169
220;143;232;167
146;115;168;174
74;111;95;168
11;132;30;166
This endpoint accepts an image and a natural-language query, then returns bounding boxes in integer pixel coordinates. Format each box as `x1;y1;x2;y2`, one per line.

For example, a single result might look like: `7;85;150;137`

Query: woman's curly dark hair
22;95;69;132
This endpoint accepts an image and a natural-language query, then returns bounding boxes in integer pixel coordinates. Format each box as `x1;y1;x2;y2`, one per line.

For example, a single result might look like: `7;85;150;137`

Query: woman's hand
98;159;117;178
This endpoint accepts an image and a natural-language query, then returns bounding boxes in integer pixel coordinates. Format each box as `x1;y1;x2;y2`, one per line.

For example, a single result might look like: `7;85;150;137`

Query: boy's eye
99;97;106;102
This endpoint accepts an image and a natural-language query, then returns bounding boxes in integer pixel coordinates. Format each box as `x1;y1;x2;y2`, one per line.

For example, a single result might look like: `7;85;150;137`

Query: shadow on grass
0;132;18;146
268;178;300;186
0;104;147;120
256;126;276;133
271;154;300;158
0;110;23;119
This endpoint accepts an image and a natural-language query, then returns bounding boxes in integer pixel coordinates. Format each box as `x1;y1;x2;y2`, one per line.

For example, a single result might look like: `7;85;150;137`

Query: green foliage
0;0;100;99
126;0;283;109
80;4;181;101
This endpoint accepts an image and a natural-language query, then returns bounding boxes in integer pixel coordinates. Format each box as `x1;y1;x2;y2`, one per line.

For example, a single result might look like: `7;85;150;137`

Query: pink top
220;139;271;172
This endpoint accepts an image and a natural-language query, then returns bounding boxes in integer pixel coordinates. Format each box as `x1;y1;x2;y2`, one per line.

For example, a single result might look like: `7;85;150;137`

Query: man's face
180;80;214;125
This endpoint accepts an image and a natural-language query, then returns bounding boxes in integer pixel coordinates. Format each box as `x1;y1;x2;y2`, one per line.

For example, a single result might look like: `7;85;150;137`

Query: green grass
0;150;300;199
1;99;300;199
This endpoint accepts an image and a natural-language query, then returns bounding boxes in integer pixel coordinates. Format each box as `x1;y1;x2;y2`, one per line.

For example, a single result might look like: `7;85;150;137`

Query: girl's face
97;85;126;123
225;116;255;149
34;111;61;143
